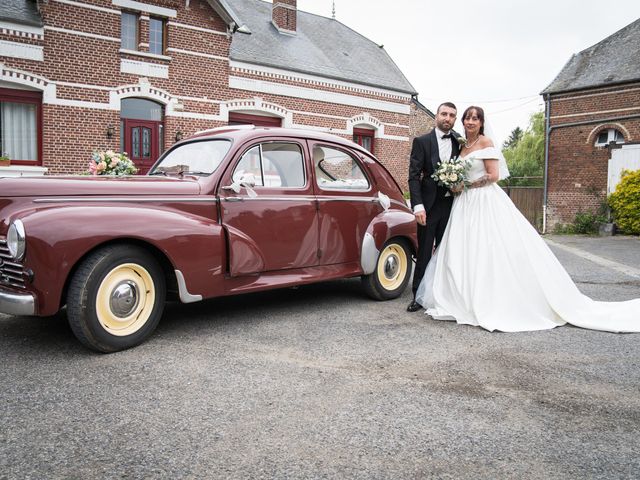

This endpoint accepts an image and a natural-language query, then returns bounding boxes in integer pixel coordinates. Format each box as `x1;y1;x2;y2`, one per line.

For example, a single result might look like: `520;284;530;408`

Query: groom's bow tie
441;133;453;139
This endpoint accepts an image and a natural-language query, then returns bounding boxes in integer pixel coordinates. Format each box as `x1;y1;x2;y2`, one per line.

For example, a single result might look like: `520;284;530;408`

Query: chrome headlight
7;219;26;261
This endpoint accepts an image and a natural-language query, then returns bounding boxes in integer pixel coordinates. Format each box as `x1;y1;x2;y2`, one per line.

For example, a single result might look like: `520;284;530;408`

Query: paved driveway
1;235;639;479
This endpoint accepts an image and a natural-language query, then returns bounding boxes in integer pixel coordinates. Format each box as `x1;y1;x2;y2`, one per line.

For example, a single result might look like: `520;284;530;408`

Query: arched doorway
120;98;164;174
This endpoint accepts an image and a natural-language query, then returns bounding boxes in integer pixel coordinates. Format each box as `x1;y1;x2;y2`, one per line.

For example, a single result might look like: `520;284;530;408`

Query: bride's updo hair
462;106;485;135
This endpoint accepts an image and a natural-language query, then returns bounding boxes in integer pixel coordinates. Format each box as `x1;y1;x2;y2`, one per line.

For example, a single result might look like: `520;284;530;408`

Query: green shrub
608;169;640;235
572;211;604;234
553;208;607;235
553;223;575;234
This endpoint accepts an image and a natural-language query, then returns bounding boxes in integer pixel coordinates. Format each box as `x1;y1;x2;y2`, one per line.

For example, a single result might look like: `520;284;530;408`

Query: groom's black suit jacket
408;128;460;295
408;129;460;213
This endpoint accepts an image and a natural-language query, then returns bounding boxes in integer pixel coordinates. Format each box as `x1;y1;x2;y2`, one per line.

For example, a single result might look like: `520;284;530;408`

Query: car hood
0;175;202;197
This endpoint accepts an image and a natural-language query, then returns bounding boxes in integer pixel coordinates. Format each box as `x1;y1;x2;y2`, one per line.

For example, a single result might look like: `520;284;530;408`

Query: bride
415;106;640;332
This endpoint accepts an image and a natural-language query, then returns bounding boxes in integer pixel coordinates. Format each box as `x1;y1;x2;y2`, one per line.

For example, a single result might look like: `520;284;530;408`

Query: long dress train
415;147;640;333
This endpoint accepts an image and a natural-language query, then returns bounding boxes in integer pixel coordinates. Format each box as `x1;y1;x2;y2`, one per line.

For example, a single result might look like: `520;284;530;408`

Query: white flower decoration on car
230;171;258;198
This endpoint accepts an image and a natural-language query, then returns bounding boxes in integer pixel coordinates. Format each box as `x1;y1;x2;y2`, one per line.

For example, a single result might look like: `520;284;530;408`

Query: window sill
119;48;171;61
0;165;48;177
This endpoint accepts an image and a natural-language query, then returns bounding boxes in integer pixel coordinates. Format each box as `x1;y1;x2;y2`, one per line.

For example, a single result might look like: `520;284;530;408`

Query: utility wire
418;94;540;104
488;97;543;115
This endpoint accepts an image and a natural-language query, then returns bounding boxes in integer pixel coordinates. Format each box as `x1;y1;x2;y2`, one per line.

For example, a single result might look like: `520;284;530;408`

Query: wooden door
124;119;160;174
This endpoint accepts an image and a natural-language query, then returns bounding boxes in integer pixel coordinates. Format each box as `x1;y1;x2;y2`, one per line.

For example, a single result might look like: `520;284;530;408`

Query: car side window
313;145;370;190
233;142;305;188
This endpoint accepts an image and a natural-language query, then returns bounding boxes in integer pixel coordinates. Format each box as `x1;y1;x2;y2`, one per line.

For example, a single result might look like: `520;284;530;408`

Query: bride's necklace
464;136;480;149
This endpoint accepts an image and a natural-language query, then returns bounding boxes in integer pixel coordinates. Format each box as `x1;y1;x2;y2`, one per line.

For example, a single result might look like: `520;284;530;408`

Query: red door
124;119;160;174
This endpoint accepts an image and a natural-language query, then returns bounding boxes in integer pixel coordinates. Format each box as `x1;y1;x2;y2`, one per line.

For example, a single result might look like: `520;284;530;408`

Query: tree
502;126;523;149
502;111;545;187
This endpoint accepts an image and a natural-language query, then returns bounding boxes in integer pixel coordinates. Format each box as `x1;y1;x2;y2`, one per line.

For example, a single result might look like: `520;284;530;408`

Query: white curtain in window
1;102;37;161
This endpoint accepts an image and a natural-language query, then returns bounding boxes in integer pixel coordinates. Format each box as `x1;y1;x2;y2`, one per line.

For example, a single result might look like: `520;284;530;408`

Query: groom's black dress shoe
407;300;422;312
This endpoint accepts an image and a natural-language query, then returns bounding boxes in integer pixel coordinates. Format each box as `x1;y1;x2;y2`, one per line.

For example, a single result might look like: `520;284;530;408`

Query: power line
488;97;543;115
419;94;541;104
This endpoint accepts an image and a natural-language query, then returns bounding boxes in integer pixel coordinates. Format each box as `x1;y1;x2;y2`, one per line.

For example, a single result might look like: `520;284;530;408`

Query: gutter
542;103;640;233
207;0;251;34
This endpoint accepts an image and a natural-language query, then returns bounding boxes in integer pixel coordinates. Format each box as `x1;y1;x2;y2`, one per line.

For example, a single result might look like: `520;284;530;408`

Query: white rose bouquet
431;156;471;190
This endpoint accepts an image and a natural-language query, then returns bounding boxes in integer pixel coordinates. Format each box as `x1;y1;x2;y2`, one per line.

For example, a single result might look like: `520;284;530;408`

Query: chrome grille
0;237;26;289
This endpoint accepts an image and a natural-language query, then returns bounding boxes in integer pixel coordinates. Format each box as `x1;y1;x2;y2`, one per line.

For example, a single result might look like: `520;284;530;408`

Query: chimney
272;0;297;34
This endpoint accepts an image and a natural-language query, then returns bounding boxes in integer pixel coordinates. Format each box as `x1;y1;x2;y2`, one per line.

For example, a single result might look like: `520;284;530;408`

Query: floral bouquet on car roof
431;156;471;190
89;150;138;176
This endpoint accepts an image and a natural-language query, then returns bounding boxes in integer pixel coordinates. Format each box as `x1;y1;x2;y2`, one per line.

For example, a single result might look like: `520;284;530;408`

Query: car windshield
149;139;231;176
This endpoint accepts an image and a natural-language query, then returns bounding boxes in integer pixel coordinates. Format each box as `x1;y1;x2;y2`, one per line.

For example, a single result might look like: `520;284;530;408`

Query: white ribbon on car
377;191;390;211
230;171;258;198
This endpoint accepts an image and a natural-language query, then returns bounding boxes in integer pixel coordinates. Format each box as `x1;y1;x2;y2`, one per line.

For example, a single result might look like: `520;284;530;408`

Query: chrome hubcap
109;280;139;318
384;255;399;279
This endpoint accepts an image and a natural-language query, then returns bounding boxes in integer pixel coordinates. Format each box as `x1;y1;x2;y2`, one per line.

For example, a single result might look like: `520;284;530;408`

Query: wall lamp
175;130;184;142
106;125;115;138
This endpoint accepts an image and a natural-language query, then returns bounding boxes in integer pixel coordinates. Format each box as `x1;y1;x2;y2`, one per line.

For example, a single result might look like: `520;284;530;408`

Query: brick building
0;0;419;185
541;18;640;228
409;98;435;139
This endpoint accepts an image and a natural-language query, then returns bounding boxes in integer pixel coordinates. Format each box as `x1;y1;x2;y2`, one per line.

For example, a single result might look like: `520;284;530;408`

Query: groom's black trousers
412;196;453;296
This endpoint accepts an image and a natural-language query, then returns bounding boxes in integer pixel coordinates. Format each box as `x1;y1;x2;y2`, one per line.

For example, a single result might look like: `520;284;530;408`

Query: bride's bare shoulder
479;136;494;148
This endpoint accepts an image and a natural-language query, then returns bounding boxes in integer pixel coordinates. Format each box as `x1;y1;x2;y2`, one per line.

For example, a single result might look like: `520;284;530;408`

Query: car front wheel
361;239;412;301
67;245;166;352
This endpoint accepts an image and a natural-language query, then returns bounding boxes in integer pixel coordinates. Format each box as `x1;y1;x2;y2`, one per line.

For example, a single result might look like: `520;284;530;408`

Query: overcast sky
295;0;640;146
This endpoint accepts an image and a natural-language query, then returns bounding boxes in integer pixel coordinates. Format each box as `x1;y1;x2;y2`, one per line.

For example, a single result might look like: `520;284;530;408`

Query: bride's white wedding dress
415;147;640;332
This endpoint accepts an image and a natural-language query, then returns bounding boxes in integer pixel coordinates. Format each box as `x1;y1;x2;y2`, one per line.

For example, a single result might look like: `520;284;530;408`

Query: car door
218;139;319;276
310;142;379;265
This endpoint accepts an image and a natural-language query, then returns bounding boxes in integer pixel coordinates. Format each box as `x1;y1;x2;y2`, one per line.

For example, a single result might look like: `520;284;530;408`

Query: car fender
17;205;226;315
361;210;417;275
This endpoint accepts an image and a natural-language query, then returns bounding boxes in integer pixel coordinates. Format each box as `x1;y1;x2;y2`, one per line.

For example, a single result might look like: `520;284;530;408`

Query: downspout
543;94;551;234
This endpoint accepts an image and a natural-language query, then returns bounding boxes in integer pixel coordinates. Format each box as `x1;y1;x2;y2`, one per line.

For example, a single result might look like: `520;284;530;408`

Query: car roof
188;125;374;158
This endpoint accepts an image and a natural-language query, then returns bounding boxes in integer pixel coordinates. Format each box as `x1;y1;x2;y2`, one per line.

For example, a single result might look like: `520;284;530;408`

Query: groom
407;102;460;312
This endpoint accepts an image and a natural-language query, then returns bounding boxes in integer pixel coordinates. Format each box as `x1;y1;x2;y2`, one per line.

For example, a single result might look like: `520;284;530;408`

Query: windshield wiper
178;170;208;177
149;170;167;176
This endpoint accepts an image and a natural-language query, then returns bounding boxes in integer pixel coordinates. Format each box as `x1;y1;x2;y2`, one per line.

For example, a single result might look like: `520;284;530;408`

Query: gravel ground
1;235;639;479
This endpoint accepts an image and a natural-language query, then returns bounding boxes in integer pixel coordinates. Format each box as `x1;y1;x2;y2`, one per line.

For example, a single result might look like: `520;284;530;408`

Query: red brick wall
546;82;640;227
409;102;435;138
272;0;297;32
1;0;413;185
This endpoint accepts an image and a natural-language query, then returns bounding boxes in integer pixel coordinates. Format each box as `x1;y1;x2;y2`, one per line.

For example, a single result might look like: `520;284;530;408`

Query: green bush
553;207;607;235
608;169;640;235
572;211;604;234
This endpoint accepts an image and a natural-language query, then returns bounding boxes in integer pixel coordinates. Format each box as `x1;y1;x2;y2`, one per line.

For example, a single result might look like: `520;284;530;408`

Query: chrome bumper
0;289;35;316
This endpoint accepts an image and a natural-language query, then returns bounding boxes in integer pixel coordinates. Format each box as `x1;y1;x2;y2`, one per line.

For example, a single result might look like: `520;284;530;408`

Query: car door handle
225;196;243;202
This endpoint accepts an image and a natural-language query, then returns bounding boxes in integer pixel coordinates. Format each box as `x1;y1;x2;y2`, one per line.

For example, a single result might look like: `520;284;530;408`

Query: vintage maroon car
0;126;417;352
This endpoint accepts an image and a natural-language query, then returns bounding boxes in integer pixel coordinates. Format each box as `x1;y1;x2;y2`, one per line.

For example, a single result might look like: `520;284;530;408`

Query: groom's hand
415;211;426;226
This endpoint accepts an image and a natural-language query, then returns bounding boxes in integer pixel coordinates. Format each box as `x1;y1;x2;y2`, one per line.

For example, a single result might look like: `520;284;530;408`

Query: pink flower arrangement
89;150;138;176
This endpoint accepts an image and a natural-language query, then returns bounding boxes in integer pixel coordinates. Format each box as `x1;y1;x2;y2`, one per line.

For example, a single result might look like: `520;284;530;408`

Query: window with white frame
0;88;41;164
121;11;138;50
149;17;166;55
595;128;624;147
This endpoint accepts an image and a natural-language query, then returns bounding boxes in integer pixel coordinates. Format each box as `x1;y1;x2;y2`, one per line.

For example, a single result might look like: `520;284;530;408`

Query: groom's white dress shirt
413;127;453;214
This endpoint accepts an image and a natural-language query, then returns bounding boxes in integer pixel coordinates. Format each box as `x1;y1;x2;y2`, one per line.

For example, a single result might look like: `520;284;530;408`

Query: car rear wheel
67;245;166;352
361;239;412;301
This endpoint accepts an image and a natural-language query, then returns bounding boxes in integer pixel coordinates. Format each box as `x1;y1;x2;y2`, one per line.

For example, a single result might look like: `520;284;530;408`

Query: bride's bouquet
431;156;471;189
